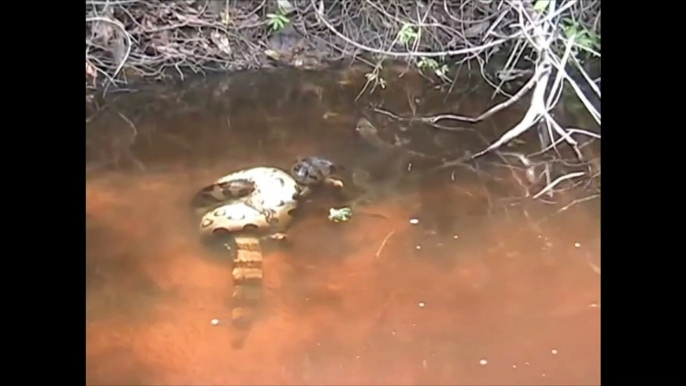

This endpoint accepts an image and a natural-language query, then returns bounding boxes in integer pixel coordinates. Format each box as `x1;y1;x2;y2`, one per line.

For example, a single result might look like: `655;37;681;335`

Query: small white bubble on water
512;364;517;369
211;319;219;326
418;301;425;308
479;359;488;365
525;361;530;365
410;218;419;225
453;235;459;239
590;302;598;308
416;245;422;250
574;242;581;248
551;349;558;355
391;331;396;335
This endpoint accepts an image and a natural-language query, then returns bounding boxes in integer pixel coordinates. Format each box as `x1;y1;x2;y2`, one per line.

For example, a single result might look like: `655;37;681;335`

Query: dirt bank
85;0;600;93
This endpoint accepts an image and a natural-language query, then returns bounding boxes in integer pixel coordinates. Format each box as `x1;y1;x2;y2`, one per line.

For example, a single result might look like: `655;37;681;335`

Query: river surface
86;65;601;385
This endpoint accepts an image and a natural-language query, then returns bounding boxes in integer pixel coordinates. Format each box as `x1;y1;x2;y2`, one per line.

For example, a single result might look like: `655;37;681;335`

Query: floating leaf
328;207;352;223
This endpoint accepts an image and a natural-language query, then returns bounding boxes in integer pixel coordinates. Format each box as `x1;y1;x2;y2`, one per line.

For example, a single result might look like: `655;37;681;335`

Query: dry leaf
264;49;281;60
465;21;490;37
175;13;202;23
210;32;231;55
111;34;126;65
277;0;294;13
86;62;98;79
221;10;231;25
94;21;113;44
159;30;170;45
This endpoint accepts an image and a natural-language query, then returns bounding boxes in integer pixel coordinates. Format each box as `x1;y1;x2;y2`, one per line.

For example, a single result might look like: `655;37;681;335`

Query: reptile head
291;156;341;185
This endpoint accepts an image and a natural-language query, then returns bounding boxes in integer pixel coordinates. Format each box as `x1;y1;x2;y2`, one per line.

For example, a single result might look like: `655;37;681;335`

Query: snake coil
190;158;340;348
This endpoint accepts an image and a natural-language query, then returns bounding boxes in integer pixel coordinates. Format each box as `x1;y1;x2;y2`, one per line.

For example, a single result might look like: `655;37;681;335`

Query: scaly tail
229;235;264;349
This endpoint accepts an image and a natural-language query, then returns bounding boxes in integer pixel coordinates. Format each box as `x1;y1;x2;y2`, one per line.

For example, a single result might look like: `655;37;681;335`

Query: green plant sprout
533;0;551;13
418;58;449;78
398;23;419;44
418;58;439;69
562;20;600;56
267;12;290;32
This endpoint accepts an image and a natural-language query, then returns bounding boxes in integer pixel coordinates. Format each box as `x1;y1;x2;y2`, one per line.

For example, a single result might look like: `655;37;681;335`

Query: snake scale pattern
190;157;342;348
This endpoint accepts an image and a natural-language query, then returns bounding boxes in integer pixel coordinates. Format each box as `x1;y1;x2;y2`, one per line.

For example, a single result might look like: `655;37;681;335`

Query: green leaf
533;0;550;13
328;207;352;222
418;58;439;69
398;23;419;44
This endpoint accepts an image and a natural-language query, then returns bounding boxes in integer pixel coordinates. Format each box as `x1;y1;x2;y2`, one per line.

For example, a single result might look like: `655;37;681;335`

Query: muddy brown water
86;66;600;385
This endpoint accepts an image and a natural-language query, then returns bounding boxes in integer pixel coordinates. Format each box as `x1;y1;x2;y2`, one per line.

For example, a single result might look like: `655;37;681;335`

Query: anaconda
190;156;342;349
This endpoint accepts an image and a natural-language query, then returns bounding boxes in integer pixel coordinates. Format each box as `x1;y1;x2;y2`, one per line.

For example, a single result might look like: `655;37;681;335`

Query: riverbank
85;0;600;94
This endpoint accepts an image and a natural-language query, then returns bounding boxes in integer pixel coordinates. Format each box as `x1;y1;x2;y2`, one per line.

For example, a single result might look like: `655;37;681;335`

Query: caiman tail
192;163;342;349
229;235;265;349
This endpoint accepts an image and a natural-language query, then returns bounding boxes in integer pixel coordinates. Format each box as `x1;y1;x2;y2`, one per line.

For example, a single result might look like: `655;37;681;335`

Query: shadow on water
86;65;600;385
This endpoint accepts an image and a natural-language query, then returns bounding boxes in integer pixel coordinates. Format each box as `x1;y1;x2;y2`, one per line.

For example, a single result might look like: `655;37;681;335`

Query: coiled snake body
190;157;341;348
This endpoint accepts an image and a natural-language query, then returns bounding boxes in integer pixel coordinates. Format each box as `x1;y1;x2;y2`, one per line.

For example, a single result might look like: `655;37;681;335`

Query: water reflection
86;66;600;385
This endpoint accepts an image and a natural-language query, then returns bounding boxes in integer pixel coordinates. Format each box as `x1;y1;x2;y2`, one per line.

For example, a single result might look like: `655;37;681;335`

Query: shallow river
86;65;600;385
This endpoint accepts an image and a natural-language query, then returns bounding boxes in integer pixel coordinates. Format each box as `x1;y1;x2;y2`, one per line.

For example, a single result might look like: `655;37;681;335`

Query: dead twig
85;16;133;92
532;171;585;199
375;229;396;258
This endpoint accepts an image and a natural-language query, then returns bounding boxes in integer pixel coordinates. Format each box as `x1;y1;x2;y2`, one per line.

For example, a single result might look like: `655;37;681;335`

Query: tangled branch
321;0;601;201
85;1;600;90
